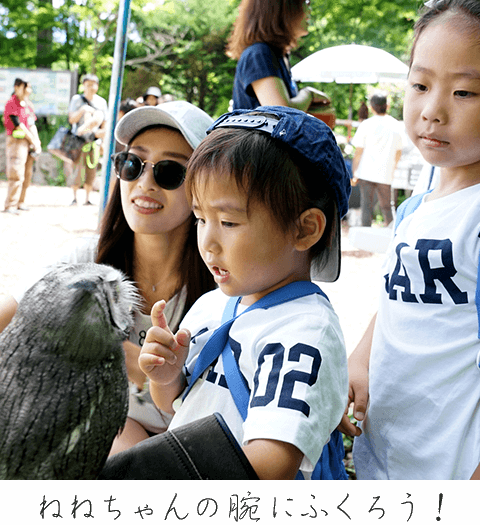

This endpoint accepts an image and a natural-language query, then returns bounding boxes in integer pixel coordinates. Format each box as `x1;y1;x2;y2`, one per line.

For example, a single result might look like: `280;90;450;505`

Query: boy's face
192;174;310;306
404;15;480;174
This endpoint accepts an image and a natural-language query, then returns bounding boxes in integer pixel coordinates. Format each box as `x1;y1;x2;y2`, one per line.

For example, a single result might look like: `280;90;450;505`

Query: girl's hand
338;356;369;437
138;300;190;386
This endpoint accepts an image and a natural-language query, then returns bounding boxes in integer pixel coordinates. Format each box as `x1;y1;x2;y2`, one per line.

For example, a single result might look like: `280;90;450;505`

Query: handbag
47;126;85;163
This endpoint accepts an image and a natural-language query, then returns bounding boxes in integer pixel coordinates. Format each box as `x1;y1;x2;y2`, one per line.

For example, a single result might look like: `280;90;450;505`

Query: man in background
351;92;403;227
67;73;108;206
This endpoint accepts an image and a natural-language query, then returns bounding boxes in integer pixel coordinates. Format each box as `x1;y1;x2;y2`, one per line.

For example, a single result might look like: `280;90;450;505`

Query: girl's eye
194;217;205;226
221;221;237;228
412;83;427;93
454;90;474;99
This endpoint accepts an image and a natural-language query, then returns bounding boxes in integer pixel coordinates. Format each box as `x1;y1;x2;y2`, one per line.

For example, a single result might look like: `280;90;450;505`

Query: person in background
67;73;108;206
351;92;403;227
3;78;41;214
142;86;162;107
227;0;325;111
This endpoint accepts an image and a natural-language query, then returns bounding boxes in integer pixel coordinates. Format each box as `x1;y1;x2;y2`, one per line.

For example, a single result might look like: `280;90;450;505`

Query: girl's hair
226;0;306;59
96;126;215;320
411;0;480;66
186;125;336;275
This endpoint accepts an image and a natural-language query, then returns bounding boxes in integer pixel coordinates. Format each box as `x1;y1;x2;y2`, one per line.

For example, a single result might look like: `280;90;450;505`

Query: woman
227;0;324;110
0;101;216;452
3;78;41;214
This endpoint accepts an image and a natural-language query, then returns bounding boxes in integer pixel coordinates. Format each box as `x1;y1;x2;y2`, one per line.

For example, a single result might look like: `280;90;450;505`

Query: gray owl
0;262;140;479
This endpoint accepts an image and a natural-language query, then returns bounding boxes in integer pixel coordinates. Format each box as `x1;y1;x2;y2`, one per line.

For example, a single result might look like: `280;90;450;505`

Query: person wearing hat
67;73;108;206
136;106;351;479
0;101;217;456
142;86;162;106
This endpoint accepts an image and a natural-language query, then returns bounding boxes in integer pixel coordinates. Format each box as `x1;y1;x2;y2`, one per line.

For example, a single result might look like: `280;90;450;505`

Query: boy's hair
411;0;480;66
186;125;336;277
226;0;307;59
370;93;387;115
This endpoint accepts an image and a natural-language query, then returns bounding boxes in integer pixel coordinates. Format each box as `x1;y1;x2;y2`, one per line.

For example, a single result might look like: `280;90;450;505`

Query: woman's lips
132;196;163;214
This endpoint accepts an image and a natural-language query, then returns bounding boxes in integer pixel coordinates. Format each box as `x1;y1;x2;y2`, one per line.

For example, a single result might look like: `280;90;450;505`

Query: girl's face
120;127;193;236
404;15;480;173
192;174;309;306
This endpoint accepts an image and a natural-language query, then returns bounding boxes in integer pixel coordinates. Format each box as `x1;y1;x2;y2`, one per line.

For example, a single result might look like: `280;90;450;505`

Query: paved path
0;181;385;355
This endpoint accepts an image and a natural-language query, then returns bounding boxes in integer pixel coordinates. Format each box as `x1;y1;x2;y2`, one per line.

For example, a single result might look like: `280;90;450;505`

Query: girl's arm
471;463;480;480
251;76;314;111
338;313;376;437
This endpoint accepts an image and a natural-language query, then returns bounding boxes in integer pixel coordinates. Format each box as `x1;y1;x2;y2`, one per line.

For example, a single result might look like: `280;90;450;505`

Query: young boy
139;106;351;480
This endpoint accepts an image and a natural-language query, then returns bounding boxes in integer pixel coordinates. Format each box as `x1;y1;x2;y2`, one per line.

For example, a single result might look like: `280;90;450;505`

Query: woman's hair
186;125;336;274
226;0;306;59
96;125;215;320
12;78;28;96
410;0;480;66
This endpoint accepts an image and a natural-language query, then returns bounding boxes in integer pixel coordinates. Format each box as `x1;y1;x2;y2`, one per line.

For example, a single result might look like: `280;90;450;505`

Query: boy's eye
221;221;237;228
194;217;205;226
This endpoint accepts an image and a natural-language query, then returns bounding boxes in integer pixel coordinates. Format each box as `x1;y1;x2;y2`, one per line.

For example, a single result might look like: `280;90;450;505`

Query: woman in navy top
227;0;322;110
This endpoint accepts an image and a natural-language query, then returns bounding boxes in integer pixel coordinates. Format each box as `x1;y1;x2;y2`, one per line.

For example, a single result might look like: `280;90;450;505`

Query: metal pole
98;0;131;221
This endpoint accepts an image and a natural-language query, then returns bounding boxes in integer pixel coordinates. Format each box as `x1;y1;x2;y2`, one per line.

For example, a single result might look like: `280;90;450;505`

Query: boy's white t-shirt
169;287;348;479
353;183;480;479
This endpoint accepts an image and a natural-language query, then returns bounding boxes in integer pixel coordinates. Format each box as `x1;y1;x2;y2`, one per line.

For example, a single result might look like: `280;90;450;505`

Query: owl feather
0;263;140;479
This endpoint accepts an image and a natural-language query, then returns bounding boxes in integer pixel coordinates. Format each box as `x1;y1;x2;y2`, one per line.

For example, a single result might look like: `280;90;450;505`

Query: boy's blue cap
207;106;351;282
207;105;351;218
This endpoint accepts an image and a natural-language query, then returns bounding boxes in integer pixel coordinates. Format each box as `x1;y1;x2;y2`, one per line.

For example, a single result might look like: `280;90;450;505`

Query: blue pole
99;0;131;218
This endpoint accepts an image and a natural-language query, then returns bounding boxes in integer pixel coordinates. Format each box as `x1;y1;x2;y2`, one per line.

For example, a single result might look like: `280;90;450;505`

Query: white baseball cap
115;100;214;150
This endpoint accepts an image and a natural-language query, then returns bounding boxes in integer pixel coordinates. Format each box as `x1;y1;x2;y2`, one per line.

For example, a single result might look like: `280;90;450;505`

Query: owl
0;262;140;479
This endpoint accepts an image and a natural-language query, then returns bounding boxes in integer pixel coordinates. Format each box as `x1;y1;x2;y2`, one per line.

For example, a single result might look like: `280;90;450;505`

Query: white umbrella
291;44;409;84
292;44;409;119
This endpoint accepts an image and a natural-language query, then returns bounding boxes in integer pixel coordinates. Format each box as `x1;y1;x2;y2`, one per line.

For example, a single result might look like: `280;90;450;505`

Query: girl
138;106;351;479
227;0;326;110
341;0;480;480
0;101;216;453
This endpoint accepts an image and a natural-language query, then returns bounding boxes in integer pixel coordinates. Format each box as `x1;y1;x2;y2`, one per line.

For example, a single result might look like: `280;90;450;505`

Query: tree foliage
0;0;424;118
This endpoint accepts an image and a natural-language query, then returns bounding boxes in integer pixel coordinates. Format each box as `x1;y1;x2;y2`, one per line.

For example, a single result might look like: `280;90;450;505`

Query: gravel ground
0;180;385;355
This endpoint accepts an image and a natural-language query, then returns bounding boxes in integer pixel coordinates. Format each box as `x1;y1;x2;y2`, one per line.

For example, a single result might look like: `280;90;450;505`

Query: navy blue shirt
232;43;299;110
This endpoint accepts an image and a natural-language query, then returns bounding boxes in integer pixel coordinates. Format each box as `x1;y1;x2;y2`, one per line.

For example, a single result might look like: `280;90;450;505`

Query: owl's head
18;263;141;365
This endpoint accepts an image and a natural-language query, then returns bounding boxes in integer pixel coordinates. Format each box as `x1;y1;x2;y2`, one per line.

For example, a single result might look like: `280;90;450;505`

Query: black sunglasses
111;152;186;190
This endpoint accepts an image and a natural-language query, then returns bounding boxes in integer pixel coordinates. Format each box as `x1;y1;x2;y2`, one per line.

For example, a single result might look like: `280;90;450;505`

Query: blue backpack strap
220;283;347;480
394;192;428;231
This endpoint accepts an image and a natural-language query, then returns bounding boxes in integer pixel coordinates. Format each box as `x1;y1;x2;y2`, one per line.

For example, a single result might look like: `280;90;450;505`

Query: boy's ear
294;208;326;252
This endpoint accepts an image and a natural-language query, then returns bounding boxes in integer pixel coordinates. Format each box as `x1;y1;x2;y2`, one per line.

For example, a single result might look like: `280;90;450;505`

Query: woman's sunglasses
111;152;186;190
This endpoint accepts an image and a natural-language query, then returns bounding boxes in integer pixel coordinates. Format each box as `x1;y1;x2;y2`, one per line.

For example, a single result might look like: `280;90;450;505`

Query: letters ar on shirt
384;238;469;305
